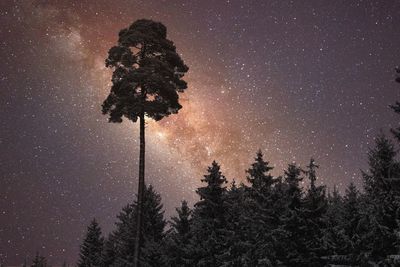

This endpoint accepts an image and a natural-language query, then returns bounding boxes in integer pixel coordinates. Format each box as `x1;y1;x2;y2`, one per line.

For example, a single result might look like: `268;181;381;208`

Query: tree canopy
102;19;189;123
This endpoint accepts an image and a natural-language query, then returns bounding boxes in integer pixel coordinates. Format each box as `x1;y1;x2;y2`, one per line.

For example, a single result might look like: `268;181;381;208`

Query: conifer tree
360;134;400;262
284;163;303;209
300;158;328;266
327;186;343;217
341;182;362;263
102;19;188;267
78;219;104;267
164;200;192;267
188;161;228;266
31;253;47;267
195;161;227;227
275;163;304;266
101;233;117;267
140;185;166;267
170;200;192;240
242;150;277;265
246;150;275;192
363;134;399;196
111;185;166;267
324;186;348;261
220;181;252;266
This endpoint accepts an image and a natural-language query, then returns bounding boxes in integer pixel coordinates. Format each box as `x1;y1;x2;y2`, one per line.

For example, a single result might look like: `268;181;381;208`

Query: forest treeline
72;132;400;267
65;19;400;267
17;19;400;267
26;70;400;267
72;70;400;267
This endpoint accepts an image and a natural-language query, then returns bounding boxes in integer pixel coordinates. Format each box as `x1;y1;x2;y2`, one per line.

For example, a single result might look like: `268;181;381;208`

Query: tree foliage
102;19;188;123
31;253;47;267
78;219;104;267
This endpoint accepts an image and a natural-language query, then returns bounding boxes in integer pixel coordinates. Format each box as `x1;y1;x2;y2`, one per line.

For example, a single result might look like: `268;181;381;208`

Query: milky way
1;0;400;265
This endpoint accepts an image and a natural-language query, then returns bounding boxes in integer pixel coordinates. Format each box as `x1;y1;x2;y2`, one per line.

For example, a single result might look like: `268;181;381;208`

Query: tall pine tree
102;19;188;267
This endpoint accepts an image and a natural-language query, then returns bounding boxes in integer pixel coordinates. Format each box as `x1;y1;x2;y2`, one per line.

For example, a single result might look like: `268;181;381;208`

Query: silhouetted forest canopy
22;22;400;267
76;65;400;267
74;132;400;267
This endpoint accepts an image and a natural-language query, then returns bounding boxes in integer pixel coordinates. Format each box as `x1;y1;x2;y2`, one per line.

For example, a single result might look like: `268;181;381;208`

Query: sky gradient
1;0;400;265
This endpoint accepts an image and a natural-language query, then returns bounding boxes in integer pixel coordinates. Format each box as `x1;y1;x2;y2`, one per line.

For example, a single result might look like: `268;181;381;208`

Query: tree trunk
133;112;145;267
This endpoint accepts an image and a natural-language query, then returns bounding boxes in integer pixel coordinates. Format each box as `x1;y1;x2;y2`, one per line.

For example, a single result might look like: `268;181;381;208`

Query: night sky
1;0;400;265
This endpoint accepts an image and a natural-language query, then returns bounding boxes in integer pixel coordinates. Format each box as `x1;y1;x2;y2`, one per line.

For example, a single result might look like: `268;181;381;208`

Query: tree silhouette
301;158;328;266
108;185;166;266
78;219;104;267
102;18;188;267
188;161;228;266
164;200;192;266
31;253;47;267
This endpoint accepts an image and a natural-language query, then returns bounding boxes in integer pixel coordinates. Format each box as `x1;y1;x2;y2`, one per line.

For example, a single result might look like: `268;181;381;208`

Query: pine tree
341;182;362;264
300;158;328;267
164;200;192;267
188;161;229;266
283;163;303;210
111;203;137;266
170;200;192;241
363;134;399;196
102;19;188;267
360;134;400;262
140;185;166;267
246;149;275;192
327;186;343;217
324;186;348;263
78;219;104;267
101;233;117;267
242;150;277;266
220;181;252;266
31;253;47;267
111;185;166;267
195;161;227;228
274;164;304;266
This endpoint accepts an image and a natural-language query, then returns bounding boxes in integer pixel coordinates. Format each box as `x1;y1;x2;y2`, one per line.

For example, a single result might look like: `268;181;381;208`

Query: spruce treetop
78;218;104;267
195;161;227;220
170;200;192;237
199;161;227;193
246;149;275;189
363;133;400;195
284;163;303;188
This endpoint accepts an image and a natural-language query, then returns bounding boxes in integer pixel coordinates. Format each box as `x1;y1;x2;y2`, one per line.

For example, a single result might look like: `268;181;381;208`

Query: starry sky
1;0;400;265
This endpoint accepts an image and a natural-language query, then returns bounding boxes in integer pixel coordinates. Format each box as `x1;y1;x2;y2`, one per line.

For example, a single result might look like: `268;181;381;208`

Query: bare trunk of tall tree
133;112;145;267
